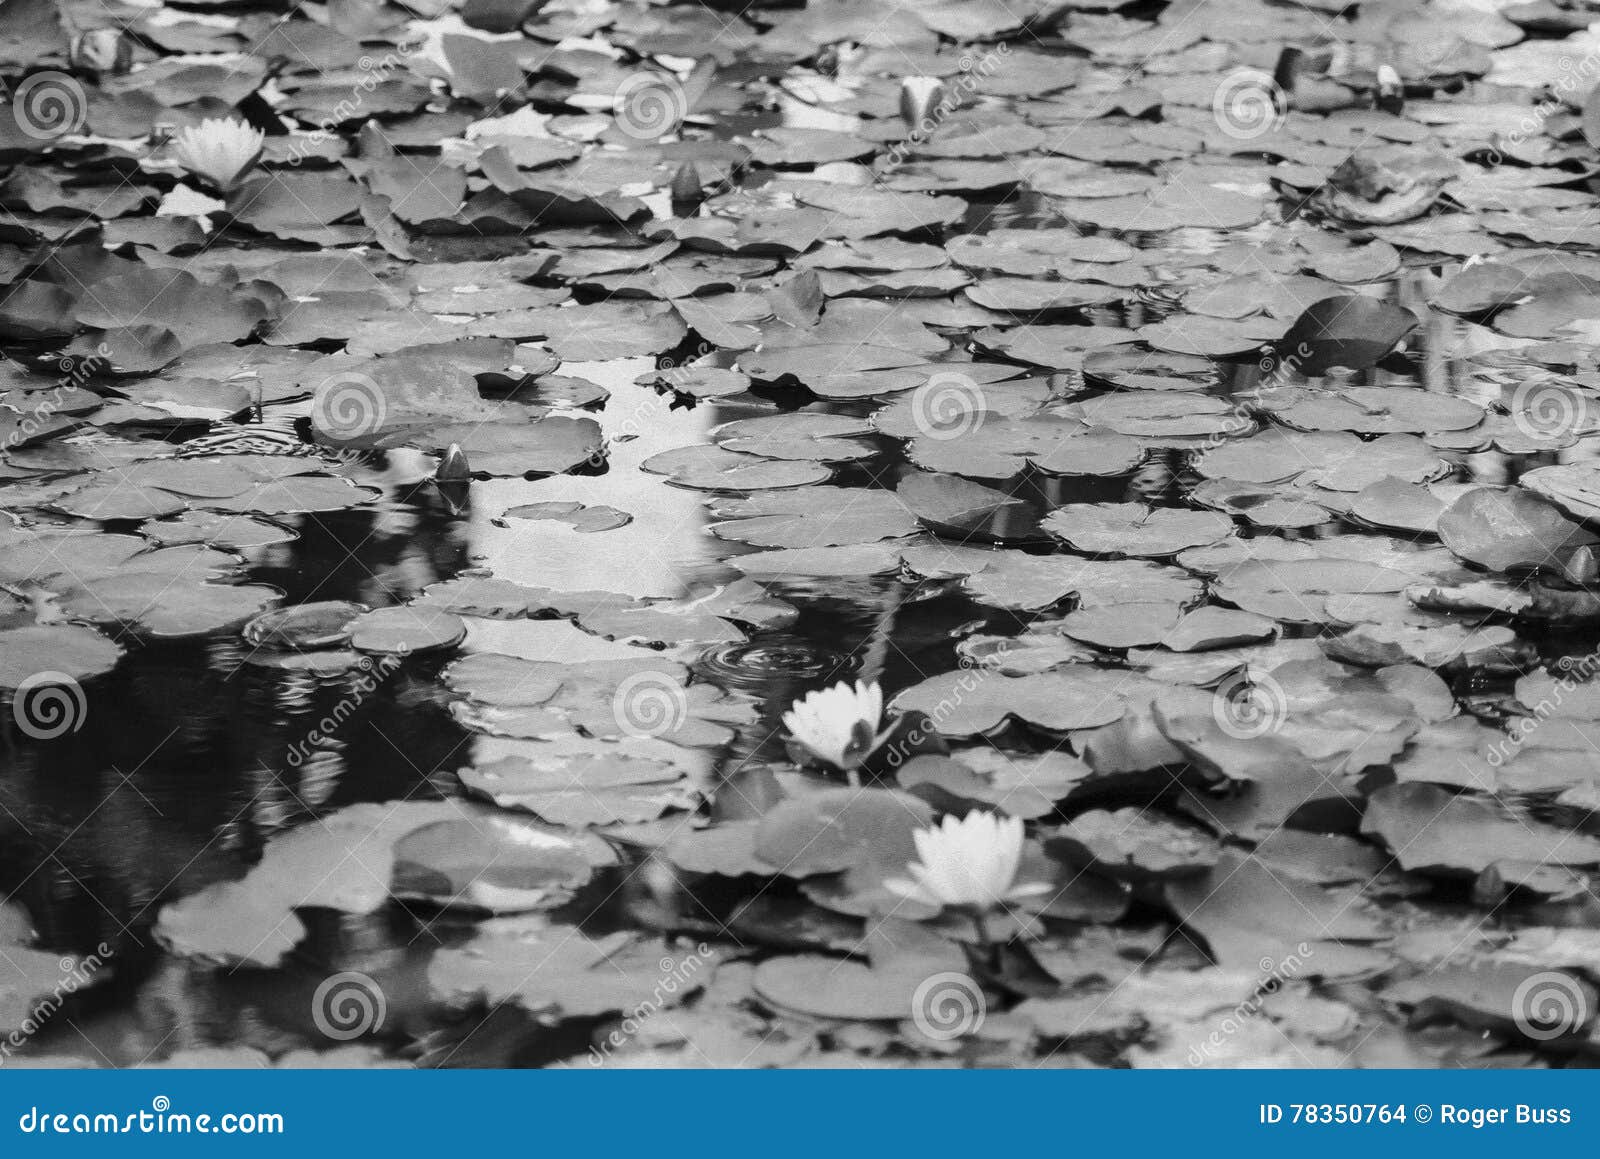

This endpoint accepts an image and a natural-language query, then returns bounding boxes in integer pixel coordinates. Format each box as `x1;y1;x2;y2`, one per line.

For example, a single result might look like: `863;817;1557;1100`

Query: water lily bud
356;121;394;160
435;443;471;482
70;29;131;76
899;76;945;130
1375;63;1404;115
1564;544;1599;586
669;160;703;204
1471;863;1506;909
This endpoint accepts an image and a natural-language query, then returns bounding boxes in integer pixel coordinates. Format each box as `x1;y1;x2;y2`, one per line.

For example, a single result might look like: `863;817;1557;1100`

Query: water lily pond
5;0;1600;1069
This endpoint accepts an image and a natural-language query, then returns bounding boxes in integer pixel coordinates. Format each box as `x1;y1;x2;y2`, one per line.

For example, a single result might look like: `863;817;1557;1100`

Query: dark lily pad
1271;295;1419;375
1437;487;1598;574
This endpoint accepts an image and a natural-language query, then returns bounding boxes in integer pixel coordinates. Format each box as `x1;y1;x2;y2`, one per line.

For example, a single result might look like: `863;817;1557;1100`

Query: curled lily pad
897;472;1045;543
242;601;367;651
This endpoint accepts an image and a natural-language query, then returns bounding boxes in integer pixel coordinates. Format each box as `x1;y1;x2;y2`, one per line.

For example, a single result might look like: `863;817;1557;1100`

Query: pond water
5;0;1600;1069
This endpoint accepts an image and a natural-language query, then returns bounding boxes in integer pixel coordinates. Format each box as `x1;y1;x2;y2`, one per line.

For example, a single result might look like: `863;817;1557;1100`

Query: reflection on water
465;358;731;599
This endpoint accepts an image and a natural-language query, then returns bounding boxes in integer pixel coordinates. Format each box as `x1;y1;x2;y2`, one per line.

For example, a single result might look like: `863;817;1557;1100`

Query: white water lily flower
886;811;1050;911
169;117;265;191
782;679;888;770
